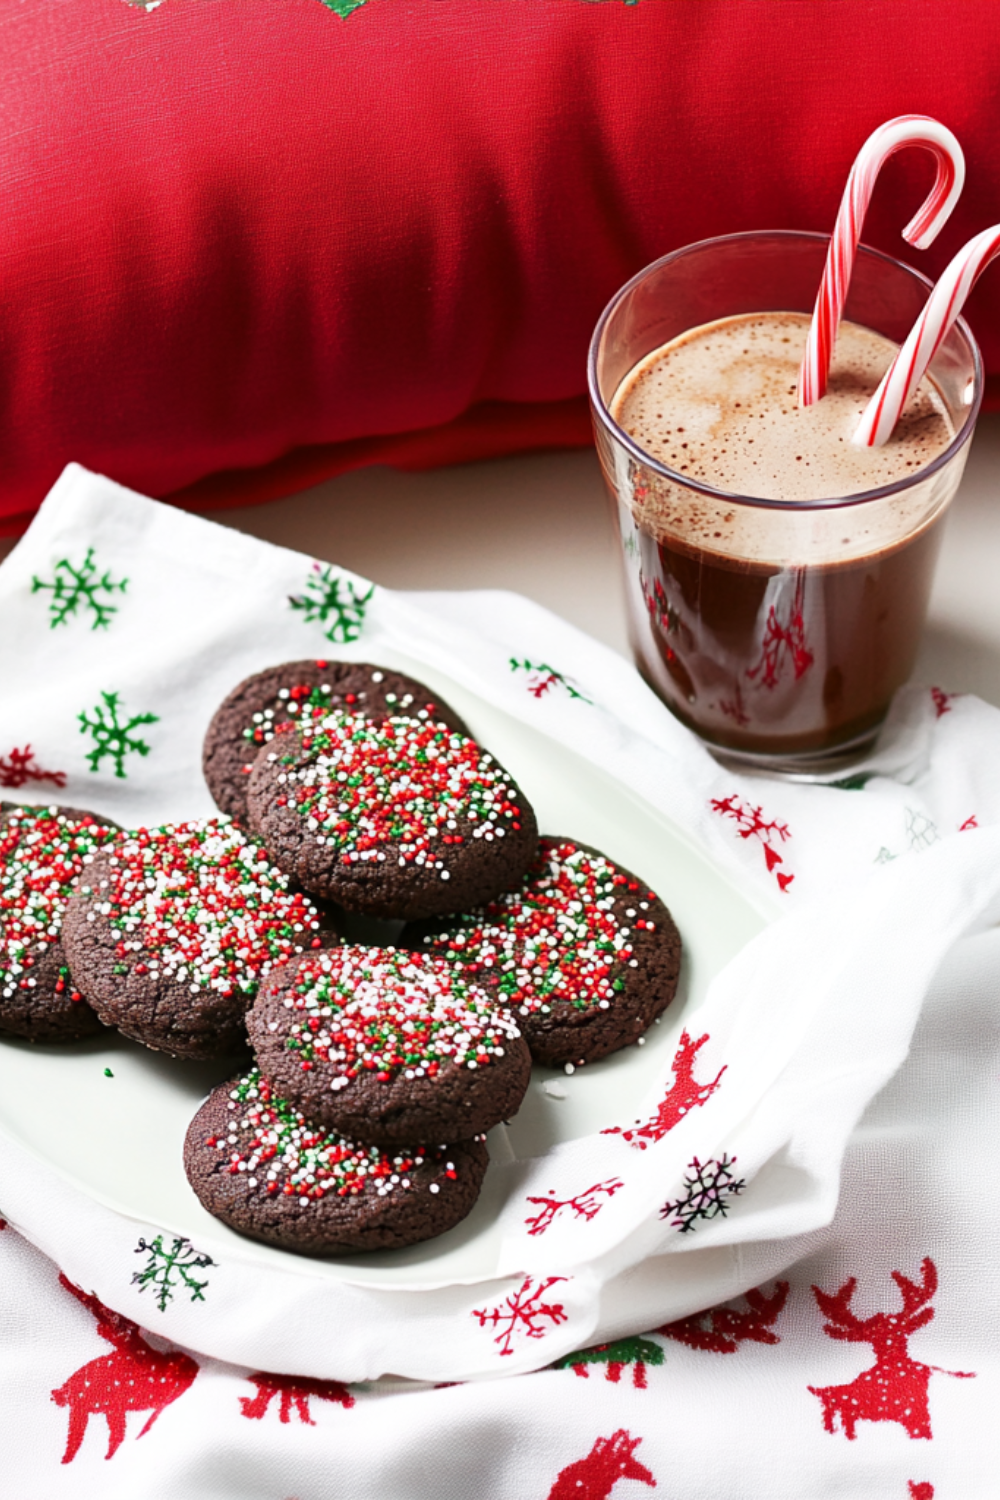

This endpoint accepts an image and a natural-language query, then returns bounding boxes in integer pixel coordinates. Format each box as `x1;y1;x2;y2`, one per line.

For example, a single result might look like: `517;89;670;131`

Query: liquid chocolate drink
608;312;956;760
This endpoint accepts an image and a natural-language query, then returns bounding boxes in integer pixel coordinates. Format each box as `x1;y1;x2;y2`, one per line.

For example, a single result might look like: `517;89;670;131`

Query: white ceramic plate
0;654;771;1291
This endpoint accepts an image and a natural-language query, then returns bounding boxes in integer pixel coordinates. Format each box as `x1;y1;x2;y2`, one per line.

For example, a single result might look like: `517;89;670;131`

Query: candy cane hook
799;116;965;408
854;224;999;447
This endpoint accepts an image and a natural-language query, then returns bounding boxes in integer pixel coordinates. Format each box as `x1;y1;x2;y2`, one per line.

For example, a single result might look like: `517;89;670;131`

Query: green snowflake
289;564;375;644
32;549;129;630
78;691;159;779
132;1235;213;1313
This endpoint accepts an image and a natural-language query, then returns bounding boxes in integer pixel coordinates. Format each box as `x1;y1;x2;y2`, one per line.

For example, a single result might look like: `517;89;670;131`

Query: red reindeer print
51;1275;198;1463
239;1371;354;1425
604;1031;725;1149
472;1276;569;1357
658;1281;790;1353
908;1485;934;1499
808;1258;974;1441
930;687;953;718
710;794;795;891
548;1430;655;1500
0;744;66;790
524;1179;624;1235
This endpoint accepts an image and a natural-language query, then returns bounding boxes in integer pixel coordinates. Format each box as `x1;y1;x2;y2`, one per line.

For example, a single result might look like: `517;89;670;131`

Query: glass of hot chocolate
589;231;982;773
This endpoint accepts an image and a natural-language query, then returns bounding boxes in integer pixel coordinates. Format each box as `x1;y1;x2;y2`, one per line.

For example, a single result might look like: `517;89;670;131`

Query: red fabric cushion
2;0;1000;533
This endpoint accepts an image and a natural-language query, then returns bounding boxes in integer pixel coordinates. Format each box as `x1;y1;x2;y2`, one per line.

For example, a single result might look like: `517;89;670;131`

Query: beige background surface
4;414;1000;706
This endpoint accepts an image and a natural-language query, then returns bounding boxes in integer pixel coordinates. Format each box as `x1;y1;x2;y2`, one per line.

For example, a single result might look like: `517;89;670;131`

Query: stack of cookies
0;659;682;1259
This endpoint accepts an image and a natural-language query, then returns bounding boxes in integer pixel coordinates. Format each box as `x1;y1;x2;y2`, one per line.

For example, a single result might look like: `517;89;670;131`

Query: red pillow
2;0;1000;533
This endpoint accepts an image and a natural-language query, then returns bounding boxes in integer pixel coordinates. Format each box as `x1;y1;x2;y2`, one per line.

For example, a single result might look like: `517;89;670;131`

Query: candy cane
854;224;1000;447
799;116;965;407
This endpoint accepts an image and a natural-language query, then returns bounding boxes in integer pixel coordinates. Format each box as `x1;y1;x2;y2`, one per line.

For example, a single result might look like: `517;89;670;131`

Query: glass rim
587;228;984;513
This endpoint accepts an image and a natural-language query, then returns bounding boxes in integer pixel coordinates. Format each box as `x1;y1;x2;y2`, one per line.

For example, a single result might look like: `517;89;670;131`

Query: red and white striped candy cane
854;224;1000;447
799;116;965;408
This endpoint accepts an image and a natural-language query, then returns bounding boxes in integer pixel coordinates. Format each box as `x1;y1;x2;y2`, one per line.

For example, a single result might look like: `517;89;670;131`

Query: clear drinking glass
588;231;982;773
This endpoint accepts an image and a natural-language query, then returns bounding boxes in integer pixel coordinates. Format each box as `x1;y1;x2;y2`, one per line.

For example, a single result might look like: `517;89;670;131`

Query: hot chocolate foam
612;312;953;499
608;312;960;566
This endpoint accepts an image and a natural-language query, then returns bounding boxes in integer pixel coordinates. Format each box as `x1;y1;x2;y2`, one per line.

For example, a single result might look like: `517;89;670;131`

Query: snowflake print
930;686;953;718
524;1179;624;1236
289;564;374;644
905;808;940;851
0;745;66;790
659;1154;745;1233
32;549;128;630
78;691;158;778
509;658;593;704
472;1276;569;1357
132;1235;213;1312
710;793;794;892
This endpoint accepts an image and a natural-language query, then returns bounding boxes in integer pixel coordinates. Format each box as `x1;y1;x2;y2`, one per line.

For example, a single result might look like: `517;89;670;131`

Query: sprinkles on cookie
85;821;322;997
203;660;470;822
184;1069;491;1254
247;946;533;1146
279;713;523;875
214;1070;446;1201
246;710;539;919
0;804;118;1040
405;838;682;1068
62;818;331;1059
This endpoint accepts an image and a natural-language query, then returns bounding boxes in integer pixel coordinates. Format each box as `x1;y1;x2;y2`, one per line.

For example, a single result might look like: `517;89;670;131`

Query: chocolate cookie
403;838;681;1068
62;819;334;1060
203;660;469;823
0;803;118;1042
184;1070;489;1255
246;712;539;921
247;946;531;1146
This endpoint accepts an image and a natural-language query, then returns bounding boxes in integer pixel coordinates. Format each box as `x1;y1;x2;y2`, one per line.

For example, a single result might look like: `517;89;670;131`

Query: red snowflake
930;687;953;718
524;1179;624;1236
0;744;66;790
808;1257;974;1441
604;1031;725;1149
473;1276;569;1357
746;577;814;689
710;793;794;892
908;1485;934;1499
239;1371;354;1424
659;1281;789;1353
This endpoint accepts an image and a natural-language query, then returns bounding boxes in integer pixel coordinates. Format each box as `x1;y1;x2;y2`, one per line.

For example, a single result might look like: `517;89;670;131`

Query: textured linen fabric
3;0;1000;530
0;464;998;1491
